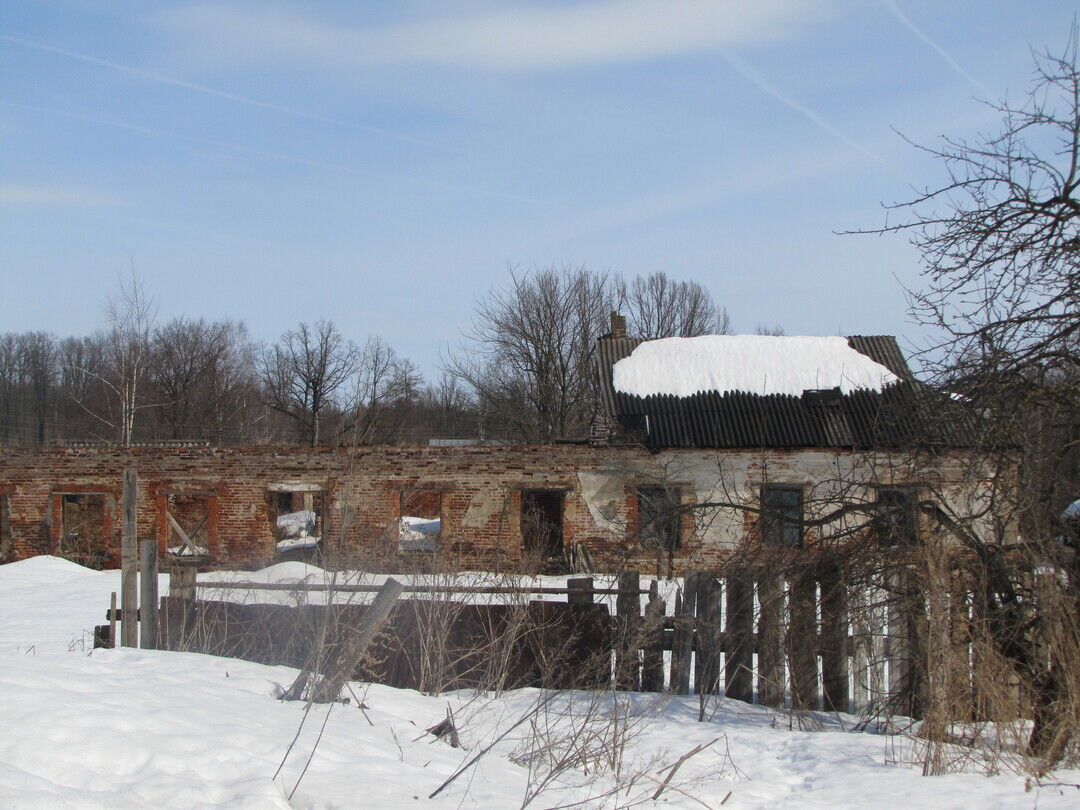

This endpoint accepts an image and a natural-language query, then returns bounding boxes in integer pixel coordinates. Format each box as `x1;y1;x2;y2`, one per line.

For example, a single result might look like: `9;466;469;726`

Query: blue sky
0;1;1070;374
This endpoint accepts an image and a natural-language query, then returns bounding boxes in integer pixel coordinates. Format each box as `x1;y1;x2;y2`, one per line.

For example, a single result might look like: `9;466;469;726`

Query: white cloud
0;183;116;206
157;0;830;71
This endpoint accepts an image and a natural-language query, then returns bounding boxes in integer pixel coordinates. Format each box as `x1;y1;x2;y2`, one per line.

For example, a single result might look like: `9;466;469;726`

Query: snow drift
612;335;900;398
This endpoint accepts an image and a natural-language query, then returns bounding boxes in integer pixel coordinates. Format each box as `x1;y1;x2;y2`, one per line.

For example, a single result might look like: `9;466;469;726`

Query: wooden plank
757;572;784;707
167;510;193;551
304;578;405;703
139;538;159;650
724;571;753;703
195;581;645;596
641;580;665;692
615;571;641;690
788;568;818;711
819;561;848;712
108;591;117;650
120;468;138;648
673;574;698;695
696;575;723;695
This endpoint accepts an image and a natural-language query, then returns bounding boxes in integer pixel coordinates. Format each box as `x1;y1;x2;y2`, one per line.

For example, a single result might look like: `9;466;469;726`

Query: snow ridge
612;335;900;398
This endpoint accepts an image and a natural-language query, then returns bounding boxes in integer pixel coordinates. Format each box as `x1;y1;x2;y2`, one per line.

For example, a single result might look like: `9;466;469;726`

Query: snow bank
2;555;1079;807
276;509;316;539
398;515;441;552
613;335;899;398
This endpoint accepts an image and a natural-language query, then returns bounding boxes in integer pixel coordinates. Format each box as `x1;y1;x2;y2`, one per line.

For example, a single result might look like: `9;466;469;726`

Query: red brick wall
0;445;653;571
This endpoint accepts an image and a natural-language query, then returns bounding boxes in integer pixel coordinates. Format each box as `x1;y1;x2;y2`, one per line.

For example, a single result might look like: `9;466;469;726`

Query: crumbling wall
0;444;991;573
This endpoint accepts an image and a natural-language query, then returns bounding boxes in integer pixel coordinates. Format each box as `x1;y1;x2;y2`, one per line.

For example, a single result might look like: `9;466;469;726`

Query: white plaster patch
577;471;623;535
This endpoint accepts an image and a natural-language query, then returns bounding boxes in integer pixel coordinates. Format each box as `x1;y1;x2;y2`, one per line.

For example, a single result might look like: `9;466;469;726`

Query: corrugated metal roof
595;335;972;449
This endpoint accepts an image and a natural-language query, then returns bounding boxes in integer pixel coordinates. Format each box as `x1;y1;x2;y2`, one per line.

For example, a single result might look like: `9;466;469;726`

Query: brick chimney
609;311;627;339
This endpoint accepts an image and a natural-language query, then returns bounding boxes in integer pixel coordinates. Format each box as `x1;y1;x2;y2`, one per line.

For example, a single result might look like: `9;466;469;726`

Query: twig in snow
651;737;720;801
429;691;557;799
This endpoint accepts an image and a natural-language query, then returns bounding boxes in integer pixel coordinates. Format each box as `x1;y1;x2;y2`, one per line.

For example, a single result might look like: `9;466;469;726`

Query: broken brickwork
0;444;992;572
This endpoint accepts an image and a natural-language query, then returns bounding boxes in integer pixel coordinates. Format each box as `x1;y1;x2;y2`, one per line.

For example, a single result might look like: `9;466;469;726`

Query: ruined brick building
0;319;990;573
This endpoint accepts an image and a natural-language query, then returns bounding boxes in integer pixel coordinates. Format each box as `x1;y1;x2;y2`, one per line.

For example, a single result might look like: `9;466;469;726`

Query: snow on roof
1064;499;1080;519
612;335;900;398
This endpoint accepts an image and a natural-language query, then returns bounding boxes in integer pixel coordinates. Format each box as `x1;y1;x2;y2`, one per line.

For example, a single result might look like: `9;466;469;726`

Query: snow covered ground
1;556;1076;809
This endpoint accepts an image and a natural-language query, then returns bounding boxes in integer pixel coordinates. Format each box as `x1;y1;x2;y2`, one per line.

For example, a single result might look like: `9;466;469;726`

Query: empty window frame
876;485;919;547
637;485;681;551
761;485;804;548
521;490;565;560
268;486;325;554
399;490;442;552
58;493;112;567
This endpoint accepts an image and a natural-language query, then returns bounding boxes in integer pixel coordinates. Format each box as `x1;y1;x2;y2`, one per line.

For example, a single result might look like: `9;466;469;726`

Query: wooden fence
102;565;1008;719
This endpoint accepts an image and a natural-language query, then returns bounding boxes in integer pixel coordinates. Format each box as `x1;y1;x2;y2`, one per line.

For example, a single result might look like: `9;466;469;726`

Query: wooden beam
120;468;138;648
139;538;159;649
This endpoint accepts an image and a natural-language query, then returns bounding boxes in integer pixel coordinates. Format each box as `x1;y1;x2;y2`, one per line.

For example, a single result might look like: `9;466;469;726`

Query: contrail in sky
0;32;447;150
880;1;995;99
721;51;905;177
2;102;543;205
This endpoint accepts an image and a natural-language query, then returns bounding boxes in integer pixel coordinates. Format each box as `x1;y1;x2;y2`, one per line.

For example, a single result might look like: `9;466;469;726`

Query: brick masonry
0;444;995;573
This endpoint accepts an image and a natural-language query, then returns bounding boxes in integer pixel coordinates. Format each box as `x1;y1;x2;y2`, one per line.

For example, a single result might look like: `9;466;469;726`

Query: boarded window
762;485;804;548
400;490;442;552
876;486;919;547
268;488;325;554
60;493;110;567
166;492;211;557
637;485;680;551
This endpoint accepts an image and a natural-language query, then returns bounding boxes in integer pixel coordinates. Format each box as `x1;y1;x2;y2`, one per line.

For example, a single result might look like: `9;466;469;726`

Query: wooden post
788;567;818;710
170;562;197;599
724;571;753;703
139;538;159;649
641;580;665;692
108;591;117;649
673;574;698;695
615;571;641;690
819;560;849;712
121;467;138;648
567;576;594;607
307;577;405;703
757;572;784;707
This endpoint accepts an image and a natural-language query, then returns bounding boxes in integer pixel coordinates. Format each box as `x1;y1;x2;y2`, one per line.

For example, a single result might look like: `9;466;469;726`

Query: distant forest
0;268;732;447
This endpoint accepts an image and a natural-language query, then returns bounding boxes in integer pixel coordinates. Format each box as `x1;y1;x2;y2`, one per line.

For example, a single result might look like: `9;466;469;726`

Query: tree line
0;269;730;447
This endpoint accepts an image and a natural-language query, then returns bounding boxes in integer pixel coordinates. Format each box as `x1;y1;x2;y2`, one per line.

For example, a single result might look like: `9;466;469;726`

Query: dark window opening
60;493;109;568
399;490;443;552
762;485;804;548
637;485;680;551
521;490;564;562
876;486;919;547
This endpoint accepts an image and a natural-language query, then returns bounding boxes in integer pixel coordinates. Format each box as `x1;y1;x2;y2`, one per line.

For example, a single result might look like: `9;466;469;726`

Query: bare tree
755;324;786;336
260;320;359;446
447;265;616;443
619;271;731;338
18;332;57;445
62;271;160;446
149;317;257;442
856;35;1080;765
